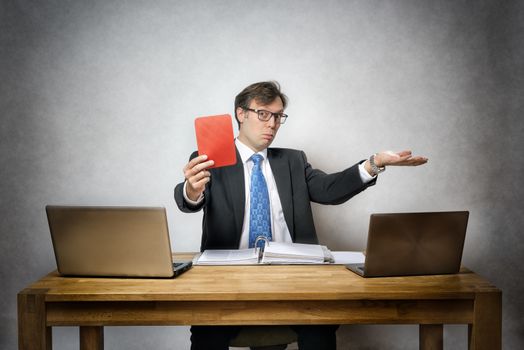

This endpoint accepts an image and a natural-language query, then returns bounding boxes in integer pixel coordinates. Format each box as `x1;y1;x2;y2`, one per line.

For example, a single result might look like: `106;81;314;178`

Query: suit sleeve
301;151;376;205
174;151;208;213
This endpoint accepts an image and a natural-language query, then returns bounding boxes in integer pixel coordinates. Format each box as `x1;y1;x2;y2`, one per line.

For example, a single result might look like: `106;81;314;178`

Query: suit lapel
222;147;245;245
267;149;294;236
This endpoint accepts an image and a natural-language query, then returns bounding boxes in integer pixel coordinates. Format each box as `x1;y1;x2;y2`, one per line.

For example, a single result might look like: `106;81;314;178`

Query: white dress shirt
234;139;293;248
183;139;376;248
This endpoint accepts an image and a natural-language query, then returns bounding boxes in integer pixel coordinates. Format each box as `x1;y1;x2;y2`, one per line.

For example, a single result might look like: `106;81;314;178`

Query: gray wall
1;0;523;349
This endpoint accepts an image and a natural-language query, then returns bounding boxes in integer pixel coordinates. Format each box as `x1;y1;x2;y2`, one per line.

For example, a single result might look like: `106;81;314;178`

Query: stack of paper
261;242;328;264
196;248;260;265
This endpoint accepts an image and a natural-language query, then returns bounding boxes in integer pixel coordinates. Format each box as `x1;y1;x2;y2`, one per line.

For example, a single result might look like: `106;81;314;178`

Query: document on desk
196;248;261;265
195;242;335;265
261;242;328;264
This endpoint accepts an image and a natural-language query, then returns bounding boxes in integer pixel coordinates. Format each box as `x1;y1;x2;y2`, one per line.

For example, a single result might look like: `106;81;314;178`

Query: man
174;81;427;350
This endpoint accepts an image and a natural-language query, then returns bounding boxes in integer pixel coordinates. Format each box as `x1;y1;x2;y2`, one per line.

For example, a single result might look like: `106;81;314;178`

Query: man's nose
266;115;276;128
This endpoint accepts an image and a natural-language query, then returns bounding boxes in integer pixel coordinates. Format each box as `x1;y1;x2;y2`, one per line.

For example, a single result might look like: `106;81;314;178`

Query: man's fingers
183;154;214;198
396;150;412;157
187;154;208;169
184;155;213;172
184;159;215;177
193;160;214;173
395;157;428;166
186;175;210;201
191;176;211;190
378;149;428;167
397;154;412;162
189;170;211;184
411;157;428;165
394;150;413;162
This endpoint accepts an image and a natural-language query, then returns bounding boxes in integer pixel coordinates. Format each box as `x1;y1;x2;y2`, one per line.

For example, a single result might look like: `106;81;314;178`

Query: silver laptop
46;206;192;278
346;211;469;277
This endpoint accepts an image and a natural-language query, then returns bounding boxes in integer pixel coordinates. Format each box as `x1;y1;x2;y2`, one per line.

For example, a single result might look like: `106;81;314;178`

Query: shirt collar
235;139;268;164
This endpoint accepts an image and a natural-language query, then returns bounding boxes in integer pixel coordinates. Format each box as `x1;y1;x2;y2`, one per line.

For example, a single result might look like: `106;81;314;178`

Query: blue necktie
249;154;272;249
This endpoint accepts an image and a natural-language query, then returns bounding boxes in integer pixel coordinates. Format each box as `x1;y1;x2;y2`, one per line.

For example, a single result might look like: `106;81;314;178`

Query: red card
195;114;237;168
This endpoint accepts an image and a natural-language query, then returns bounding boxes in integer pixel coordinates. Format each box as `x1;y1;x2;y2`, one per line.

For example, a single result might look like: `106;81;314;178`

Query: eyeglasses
244;108;288;124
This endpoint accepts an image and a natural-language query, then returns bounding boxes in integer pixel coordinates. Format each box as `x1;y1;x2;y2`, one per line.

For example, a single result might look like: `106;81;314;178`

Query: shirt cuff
358;162;376;183
183;181;204;205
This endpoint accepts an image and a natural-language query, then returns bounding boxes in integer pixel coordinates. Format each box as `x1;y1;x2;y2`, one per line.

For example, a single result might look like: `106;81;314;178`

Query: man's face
236;97;284;152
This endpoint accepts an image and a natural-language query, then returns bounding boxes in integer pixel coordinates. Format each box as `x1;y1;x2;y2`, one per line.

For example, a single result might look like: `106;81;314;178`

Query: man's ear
236;107;246;124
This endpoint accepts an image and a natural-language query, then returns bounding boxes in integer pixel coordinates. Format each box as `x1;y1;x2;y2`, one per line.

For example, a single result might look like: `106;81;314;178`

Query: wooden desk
18;264;501;350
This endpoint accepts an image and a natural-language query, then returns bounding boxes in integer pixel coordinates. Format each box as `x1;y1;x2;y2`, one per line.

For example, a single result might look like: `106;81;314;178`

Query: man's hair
234;81;288;128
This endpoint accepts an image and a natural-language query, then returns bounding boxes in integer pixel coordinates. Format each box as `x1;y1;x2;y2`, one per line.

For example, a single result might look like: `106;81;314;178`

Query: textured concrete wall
1;1;523;349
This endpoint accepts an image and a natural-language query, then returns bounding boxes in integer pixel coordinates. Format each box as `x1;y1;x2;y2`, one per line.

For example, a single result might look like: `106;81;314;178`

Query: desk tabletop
18;257;503;350
21;263;499;302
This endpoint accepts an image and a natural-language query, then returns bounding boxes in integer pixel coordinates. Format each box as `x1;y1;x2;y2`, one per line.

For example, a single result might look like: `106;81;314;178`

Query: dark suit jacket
174;147;375;251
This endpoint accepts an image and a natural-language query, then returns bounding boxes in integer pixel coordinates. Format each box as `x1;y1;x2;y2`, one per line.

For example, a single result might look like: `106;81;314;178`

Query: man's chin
261;139;274;148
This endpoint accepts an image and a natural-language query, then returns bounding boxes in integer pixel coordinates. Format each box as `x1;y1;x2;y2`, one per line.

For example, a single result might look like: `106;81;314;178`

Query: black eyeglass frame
243;108;288;124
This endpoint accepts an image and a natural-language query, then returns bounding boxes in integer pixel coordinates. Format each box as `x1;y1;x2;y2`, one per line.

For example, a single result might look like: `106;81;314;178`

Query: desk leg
80;326;104;350
468;292;502;350
419;324;443;350
18;289;51;350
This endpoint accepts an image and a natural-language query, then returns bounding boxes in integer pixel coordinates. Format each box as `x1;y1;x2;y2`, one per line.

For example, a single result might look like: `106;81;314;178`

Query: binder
195;238;335;265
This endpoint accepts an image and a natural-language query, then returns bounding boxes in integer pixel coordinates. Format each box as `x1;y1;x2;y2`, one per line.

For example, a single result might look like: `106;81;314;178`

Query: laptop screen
362;211;469;277
46;206;176;278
